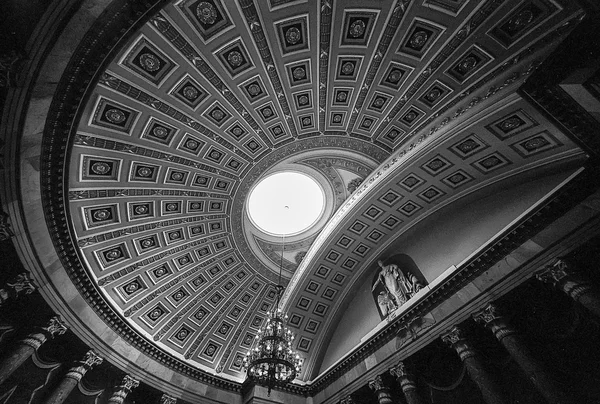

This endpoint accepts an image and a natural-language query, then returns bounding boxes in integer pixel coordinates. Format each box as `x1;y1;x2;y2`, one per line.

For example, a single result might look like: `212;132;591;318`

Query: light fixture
243;212;303;395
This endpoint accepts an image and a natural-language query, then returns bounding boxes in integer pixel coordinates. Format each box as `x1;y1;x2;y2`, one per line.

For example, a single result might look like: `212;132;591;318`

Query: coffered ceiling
58;0;586;386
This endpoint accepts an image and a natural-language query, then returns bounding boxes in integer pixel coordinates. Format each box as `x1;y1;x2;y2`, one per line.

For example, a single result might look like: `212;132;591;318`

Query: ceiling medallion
507;9;534;32
285;27;302;44
425;88;442;102
457;56;478;74
247;83;261;96
139;53;161;72
104;108;126;123
499;117;523;131
152;126;169;138
196;2;218;25
227;51;243;67
91;162;111;175
409;30;428;48
349;20;366;38
341;61;355;75
292;67;306;80
182;85;199;100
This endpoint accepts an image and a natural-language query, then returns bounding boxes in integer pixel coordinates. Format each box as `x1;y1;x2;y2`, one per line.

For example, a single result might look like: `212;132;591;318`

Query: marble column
368;375;394;404
42;350;103;404
108;375;139;404
0;316;67;386
473;303;575;404
536;258;600;318
441;325;510;404
160;393;177;404
390;361;425;404
0;273;36;307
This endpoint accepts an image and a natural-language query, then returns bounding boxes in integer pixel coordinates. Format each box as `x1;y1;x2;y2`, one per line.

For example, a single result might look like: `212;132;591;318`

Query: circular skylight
248;172;325;236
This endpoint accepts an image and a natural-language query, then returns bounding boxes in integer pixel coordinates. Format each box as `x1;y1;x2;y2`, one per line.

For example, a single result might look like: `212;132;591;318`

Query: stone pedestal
368;375;394;404
43;350;103;404
536;258;600;318
441;325;510;404
0;316;67;386
474;303;576;404
108;375;139;404
390;361;425;404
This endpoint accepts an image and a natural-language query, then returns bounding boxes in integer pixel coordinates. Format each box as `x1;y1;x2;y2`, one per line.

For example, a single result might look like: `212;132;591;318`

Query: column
0;273;36;307
390;361;425;404
0;316;67;386
368;375;394;404
473;303;576;404
441;325;510;404
42;350;103;404
108;375;139;404
535;258;600;318
160;393;177;404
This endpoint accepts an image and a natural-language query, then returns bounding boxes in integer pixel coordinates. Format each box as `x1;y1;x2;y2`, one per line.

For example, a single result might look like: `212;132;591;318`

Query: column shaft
460;348;509;404
474;303;577;404
43;377;78;404
403;386;425;404
536;259;600;318
0;342;37;385
442;327;510;404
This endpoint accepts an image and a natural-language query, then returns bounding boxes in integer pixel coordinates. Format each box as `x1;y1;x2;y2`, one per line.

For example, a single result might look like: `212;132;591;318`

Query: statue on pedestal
372;260;423;313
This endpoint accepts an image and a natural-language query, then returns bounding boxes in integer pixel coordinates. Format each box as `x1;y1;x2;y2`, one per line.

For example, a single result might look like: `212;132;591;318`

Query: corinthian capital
473;303;502;325
390;361;409;378
82;350;104;368
160;393;177;404
42;316;68;338
535;259;570;285
368;375;386;392
441;325;467;346
119;375;140;391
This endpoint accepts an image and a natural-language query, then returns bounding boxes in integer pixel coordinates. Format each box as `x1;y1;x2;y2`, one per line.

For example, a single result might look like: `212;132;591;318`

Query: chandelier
243;232;302;395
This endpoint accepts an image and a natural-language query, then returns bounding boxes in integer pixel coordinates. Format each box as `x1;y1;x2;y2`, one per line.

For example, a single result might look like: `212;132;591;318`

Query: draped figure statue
372;260;423;313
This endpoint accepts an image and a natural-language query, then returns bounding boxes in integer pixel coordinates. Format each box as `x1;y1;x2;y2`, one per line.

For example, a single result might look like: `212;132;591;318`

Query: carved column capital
390;361;418;392
368;375;386;392
390;361;409;378
108;375;139;404
160;393;177;404
473;303;518;342
0;210;15;241
0;273;36;305
339;396;355;404
65;350;103;382
441;325;476;361
43;316;69;338
536;258;594;301
535;259;571;285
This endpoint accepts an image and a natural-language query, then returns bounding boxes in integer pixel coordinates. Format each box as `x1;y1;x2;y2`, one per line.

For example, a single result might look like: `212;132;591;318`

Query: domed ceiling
52;0;585;388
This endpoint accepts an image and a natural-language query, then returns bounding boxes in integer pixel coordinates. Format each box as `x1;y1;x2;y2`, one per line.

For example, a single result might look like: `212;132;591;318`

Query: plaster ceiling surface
61;0;587;385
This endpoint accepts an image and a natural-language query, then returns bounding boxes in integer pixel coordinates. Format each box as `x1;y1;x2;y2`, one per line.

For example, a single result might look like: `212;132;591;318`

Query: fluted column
108;375;139;404
368;375;394;404
0;316;67;386
441;325;510;404
160;393;177;404
390;361;425;404
0;273;36;307
536;258;600;318
43;350;103;404
473;303;575;404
